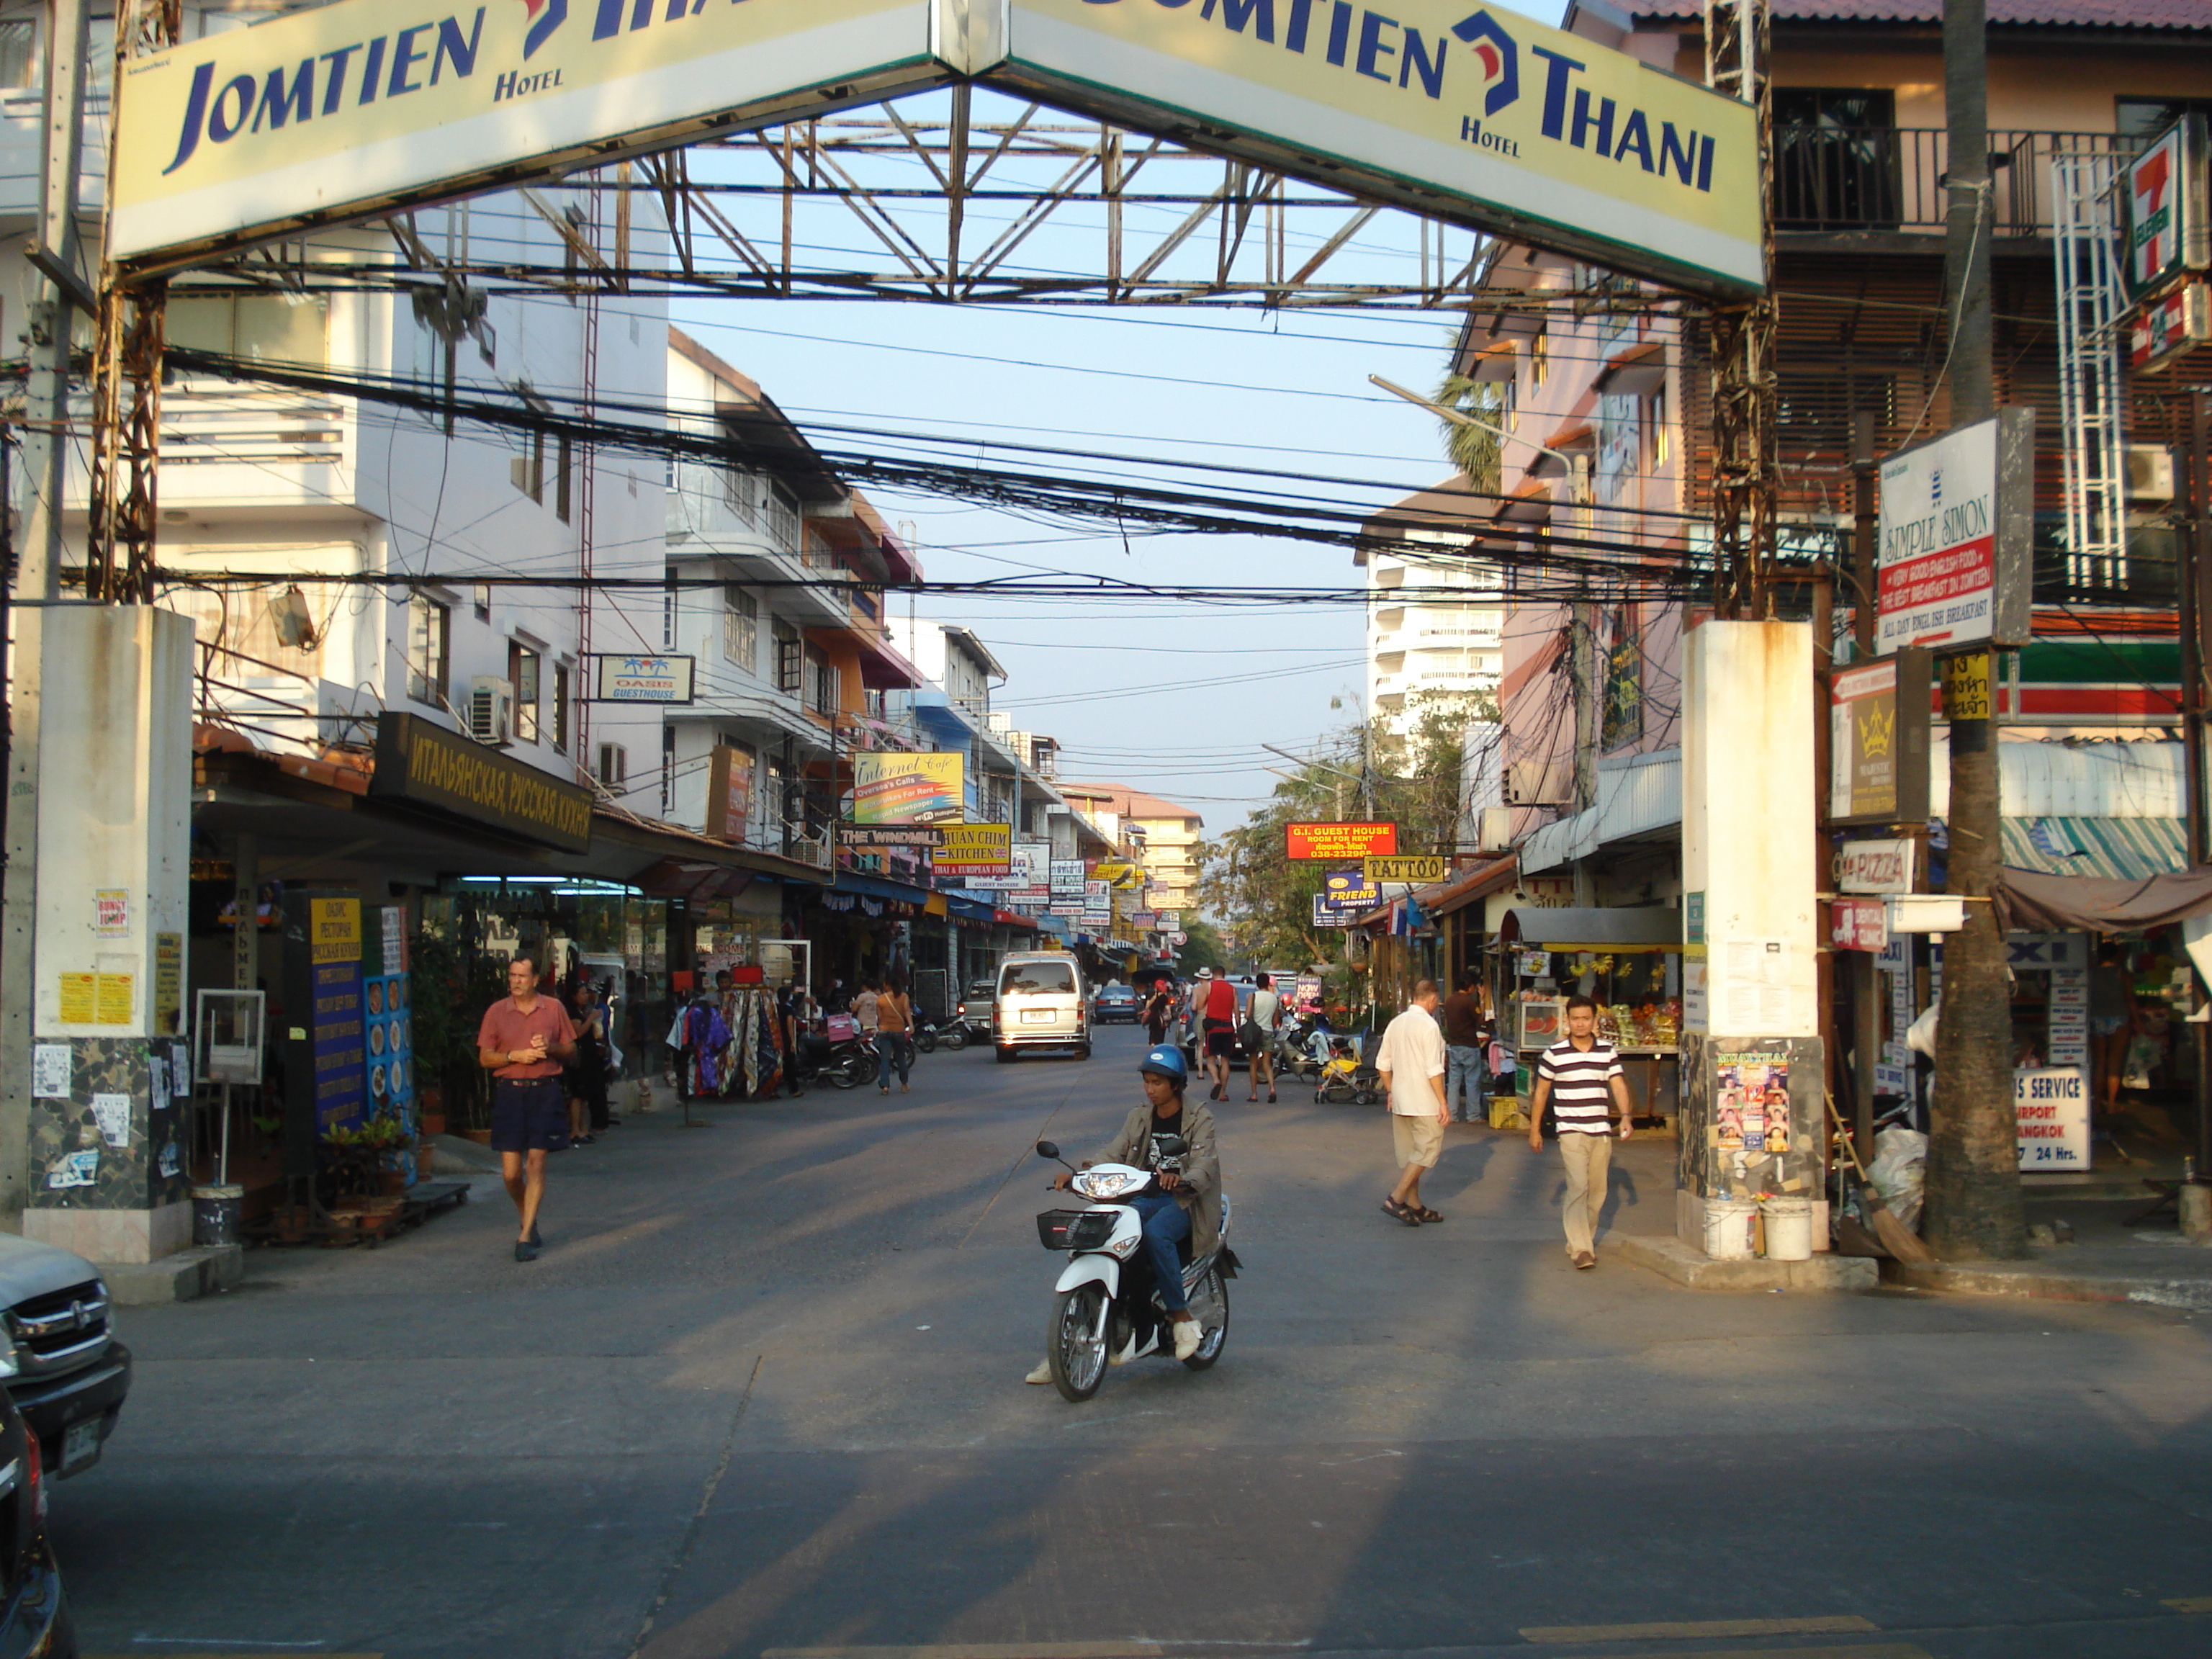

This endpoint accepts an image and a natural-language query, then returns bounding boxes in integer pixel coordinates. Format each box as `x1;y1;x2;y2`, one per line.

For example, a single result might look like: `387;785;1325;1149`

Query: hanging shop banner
1364;854;1448;884
370;712;593;853
589;655;695;705
1319;869;1382;917
1287;821;1398;861
1827;651;1931;825
2122;113;2209;303
109;0;958;268
1836;838;1914;896
2014;1066;2090;1172
1829;896;1888;953
1310;894;1352;930
935;822;1014;876
309;898;366;1133
853;753;966;824
997;0;1762;296
961;841;1049;894
1050;859;1087;900
1875;410;2033;655
842;824;945;850
2130;278;2212;374
706;745;753;845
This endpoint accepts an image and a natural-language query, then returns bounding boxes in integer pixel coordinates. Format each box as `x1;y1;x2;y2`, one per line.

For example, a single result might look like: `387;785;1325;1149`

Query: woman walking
877;974;914;1093
566;981;609;1144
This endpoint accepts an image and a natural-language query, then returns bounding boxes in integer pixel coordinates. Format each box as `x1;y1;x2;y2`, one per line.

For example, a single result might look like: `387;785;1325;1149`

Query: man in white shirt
1374;979;1450;1225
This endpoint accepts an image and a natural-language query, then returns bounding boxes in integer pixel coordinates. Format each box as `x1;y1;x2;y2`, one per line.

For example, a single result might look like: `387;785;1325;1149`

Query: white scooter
1033;1138;1236;1403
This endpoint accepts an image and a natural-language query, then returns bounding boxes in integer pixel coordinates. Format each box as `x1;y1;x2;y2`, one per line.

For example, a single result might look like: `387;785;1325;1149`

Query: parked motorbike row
783;1018;963;1092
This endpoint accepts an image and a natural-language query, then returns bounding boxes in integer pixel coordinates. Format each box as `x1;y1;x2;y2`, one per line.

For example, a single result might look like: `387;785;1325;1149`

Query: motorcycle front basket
1037;1209;1118;1251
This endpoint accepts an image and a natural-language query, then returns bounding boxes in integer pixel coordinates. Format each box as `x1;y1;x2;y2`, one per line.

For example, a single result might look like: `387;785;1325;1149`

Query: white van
994;952;1091;1062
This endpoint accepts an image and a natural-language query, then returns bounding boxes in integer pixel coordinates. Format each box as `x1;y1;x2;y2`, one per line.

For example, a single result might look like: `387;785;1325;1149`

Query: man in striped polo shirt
1528;994;1634;1269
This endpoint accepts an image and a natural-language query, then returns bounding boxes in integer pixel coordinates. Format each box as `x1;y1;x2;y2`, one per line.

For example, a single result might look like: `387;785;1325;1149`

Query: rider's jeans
1130;1189;1192;1314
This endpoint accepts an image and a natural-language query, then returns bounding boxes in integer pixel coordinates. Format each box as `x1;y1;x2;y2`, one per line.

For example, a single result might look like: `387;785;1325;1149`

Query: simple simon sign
112;0;1762;296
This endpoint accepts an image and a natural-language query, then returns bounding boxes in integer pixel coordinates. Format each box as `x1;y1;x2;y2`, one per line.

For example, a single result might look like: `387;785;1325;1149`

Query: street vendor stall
1496;907;1682;1123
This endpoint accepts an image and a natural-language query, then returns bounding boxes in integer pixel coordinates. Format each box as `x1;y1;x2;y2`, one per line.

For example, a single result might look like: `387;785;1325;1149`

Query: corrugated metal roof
1999;816;2188;881
1626;1;2210;27
1928;741;2185;819
1519;748;1683;874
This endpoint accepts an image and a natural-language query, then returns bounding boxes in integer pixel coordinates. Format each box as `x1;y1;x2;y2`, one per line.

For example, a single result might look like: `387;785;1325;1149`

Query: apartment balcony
1773;128;2128;245
667;466;849;626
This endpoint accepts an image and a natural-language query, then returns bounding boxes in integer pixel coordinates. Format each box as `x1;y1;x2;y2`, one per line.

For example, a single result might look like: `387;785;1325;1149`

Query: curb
1611;1233;1879;1292
99;1244;244;1306
1885;1257;2212;1311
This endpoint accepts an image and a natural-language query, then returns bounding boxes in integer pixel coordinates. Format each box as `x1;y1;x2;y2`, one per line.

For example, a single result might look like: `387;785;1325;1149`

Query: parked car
1092;984;1138;1024
0;1382;74;1653
0;1235;132;1482
956;979;997;1042
994;953;1091;1061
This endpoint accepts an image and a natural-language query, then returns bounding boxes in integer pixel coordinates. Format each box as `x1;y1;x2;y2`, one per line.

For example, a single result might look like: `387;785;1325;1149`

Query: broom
1825;1092;1936;1264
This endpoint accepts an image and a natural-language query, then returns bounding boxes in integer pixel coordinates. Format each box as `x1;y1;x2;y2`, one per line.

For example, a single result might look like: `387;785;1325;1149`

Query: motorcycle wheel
915;1028;937;1054
941;1027;968;1051
1048;1285;1108;1402
828;1051;870;1090
1183;1267;1228;1371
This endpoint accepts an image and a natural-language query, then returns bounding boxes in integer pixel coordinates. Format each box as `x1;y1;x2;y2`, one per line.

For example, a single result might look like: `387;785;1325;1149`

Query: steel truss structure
84;18;1775;604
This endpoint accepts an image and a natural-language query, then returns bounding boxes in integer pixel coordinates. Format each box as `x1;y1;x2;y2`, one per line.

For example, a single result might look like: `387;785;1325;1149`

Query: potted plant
410;932;504;1139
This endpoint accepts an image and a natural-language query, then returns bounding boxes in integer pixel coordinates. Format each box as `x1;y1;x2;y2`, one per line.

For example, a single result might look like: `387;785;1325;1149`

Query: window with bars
405;596;449;706
0;22;35;89
774;621;803;696
662;588;680;652
724;588;758;673
807;648;836;716
596;743;627;790
766;484;801;554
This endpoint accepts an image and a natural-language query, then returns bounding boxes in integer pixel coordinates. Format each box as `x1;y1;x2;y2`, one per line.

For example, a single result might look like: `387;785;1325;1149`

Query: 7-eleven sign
2126;114;2209;301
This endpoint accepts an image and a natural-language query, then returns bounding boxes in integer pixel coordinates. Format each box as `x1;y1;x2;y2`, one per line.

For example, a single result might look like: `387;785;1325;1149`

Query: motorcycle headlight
1073;1169;1142;1200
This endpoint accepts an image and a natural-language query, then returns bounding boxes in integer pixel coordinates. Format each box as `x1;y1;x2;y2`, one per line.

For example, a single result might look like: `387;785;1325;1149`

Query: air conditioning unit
1503;758;1570;806
2126;446;2176;502
1478;805;1514;853
467;676;515;747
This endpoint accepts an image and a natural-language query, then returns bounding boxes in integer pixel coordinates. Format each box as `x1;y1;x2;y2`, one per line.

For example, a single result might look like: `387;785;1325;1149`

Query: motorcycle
914;1018;966;1054
788;1030;876;1092
1273;1018;1321;1081
1033;1137;1236;1403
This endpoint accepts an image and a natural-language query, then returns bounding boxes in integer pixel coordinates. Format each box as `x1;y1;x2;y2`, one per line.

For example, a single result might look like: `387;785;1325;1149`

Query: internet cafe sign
1827;651;1930;826
1876;410;2032;657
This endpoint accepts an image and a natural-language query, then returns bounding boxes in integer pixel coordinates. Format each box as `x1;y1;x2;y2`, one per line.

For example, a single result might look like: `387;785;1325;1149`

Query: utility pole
1925;0;2026;1260
1849;412;1881;1156
2189;393;2212;1193
1;0;91;1226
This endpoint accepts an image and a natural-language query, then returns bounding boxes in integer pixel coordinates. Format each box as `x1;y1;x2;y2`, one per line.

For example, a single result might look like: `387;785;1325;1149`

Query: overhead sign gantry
112;0;1762;297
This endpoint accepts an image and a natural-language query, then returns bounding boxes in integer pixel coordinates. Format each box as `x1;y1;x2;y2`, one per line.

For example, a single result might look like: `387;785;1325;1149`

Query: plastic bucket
1702;1196;1758;1260
1762;1196;1815;1262
192;1184;243;1249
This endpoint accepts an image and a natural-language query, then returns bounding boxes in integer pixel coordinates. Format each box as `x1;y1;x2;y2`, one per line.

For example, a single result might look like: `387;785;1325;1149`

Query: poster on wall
854;753;966;824
707;745;754;843
2015;1066;2090;1170
310;897;365;1133
361;972;416;1143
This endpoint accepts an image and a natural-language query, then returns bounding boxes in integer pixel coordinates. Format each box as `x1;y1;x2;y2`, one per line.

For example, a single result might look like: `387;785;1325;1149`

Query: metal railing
161;385;347;469
1772;128;2131;237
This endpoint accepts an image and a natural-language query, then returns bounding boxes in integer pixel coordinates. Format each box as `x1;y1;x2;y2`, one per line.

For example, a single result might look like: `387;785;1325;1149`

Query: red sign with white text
1286;822;1398;861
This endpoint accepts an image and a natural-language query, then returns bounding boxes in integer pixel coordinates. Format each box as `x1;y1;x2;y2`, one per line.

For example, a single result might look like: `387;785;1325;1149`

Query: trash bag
1907;999;1941;1058
1866;1125;1928;1231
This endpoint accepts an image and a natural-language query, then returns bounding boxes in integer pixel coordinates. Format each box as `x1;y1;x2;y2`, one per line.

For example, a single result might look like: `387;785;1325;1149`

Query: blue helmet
1138;1044;1187;1085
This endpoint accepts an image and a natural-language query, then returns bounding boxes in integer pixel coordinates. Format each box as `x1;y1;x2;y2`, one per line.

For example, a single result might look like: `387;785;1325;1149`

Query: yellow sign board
1942;652;1992;723
854;754;966;824
110;0;950;267
310;898;363;966
1000;1;1763;295
1364;855;1449;884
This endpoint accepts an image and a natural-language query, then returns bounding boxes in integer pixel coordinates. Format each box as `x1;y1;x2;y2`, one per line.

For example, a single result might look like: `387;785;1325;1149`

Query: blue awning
832;870;933;905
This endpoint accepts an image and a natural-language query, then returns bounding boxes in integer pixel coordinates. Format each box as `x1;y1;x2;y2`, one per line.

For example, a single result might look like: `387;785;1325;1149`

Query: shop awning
1995;815;2188;882
1995;865;2212;935
1427;856;1519;920
1498;906;1679;952
831;869;934;905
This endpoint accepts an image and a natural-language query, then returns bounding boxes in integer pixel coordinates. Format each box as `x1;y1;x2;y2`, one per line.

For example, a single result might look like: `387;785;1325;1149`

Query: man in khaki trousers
1527;994;1634;1269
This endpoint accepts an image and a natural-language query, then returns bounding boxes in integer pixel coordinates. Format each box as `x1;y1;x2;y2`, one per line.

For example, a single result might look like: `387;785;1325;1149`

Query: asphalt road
53;1023;2212;1659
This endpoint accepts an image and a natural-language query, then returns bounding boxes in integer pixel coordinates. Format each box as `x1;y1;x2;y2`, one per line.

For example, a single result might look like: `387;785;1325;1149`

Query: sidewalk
1883;1177;2212;1310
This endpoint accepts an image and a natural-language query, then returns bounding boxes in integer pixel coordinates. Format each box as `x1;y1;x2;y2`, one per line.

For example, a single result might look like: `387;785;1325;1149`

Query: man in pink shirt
478;956;577;1262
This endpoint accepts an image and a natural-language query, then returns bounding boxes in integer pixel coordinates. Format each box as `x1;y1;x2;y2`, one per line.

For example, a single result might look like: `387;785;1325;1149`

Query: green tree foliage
1434;371;1506;492
1195;694;1491;972
1173;917;1229;979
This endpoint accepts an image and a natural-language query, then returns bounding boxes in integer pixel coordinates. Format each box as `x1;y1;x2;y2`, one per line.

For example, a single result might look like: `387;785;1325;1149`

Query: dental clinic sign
1001;1;1761;294
1875;410;2033;656
111;0;951;267
112;1;1763;300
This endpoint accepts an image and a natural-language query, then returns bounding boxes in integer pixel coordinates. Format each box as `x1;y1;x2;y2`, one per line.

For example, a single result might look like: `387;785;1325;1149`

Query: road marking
2166;1596;2212;1612
763;1647;1164;1659
1520;1617;1881;1642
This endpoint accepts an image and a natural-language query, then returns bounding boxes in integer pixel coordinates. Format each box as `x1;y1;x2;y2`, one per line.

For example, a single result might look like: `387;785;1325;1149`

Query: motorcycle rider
1026;1044;1221;1382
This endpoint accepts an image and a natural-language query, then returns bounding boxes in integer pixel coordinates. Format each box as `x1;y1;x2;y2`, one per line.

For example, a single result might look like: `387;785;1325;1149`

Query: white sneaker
1173;1320;1203;1362
1024;1359;1053;1385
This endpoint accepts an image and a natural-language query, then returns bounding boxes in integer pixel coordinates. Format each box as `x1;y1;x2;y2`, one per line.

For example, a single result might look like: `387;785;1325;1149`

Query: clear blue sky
670;4;1573;844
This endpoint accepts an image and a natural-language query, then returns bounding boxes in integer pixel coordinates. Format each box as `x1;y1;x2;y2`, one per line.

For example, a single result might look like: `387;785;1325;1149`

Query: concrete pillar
1678;620;1827;1250
23;607;196;1264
